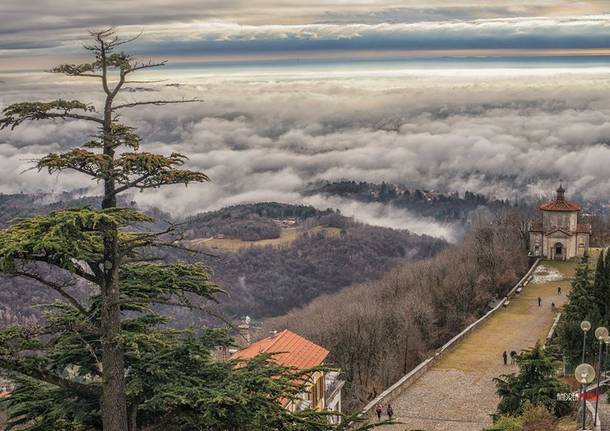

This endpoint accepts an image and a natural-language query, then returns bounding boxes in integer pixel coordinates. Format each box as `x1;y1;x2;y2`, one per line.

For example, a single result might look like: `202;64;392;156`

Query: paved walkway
598;398;610;431
374;259;578;431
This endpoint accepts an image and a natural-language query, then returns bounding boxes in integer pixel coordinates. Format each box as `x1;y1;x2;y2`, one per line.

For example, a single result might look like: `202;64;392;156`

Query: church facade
528;185;591;260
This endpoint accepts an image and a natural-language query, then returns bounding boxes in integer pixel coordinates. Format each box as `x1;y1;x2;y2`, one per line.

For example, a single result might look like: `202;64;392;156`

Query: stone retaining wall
360;258;541;417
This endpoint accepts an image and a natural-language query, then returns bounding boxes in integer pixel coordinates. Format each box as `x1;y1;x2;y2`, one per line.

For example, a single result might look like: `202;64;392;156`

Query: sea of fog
2;55;610;240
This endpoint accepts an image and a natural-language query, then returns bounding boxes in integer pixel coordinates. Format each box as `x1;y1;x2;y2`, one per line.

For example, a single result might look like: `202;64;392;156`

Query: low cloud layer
2;65;610;238
302;194;461;242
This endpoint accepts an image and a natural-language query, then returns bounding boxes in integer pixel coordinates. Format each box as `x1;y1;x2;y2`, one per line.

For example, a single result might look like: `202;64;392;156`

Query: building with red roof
529;185;591;260
231;328;343;421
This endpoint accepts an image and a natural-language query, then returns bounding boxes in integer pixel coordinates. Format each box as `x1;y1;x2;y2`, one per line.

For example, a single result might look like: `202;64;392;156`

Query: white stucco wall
542;210;577;232
543;232;577;260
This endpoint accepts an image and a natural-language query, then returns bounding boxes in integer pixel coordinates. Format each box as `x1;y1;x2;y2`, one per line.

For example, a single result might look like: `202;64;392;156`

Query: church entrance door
554;242;564;260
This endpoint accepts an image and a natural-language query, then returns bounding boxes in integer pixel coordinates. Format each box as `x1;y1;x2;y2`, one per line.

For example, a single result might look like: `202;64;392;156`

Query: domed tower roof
556;184;565;201
539;184;580;212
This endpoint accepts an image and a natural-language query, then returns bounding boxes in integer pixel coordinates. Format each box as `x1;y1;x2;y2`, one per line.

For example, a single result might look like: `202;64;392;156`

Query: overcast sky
3;2;610;239
3;1;610;70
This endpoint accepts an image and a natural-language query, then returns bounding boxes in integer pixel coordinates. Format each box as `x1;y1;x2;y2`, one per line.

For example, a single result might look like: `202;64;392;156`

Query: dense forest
183;202;334;241
305;180;513;222
203;214;445;319
264;210;530;410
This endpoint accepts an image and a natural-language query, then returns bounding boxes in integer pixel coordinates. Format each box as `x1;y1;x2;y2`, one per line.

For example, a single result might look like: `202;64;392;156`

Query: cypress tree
605;248;610;322
557;264;602;369
592;249;608;322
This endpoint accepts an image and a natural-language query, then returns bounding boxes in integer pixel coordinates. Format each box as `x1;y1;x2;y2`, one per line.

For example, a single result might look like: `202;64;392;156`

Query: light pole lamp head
604;335;610;345
595;327;609;341
575;363;596;384
581;320;592;332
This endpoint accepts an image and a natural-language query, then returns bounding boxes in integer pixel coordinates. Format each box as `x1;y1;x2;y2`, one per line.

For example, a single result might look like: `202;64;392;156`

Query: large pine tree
591;249;609;322
0;30;373;431
494;341;571;418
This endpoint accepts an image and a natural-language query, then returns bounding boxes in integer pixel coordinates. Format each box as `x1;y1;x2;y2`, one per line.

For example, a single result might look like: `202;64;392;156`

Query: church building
528;185;591;260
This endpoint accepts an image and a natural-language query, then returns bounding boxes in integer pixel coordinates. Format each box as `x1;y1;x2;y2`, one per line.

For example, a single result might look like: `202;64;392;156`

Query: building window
319;375;325;406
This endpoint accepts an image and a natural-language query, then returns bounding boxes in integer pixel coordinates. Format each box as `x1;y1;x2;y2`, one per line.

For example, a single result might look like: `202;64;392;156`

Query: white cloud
302;194;461;242
3;66;610;237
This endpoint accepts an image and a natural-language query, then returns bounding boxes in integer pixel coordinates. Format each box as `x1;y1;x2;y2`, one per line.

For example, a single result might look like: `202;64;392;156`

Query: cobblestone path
373;259;578;431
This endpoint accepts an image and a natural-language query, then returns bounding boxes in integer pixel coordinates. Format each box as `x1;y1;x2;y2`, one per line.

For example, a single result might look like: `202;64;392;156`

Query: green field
187;225;342;252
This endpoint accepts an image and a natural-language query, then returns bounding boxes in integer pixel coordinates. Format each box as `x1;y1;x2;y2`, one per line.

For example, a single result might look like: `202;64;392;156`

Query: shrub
521;403;556;431
486;415;524;431
555;417;579;431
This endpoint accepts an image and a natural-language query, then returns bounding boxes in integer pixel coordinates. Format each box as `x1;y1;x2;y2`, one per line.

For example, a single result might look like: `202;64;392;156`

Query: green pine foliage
0;30;374;431
485;415;524;431
494;341;572;418
592;250;609;322
557;251;610;370
556;262;603;370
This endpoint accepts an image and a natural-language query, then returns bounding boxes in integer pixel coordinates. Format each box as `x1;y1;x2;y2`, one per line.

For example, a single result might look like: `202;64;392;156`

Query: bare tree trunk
99;40;129;431
100;209;128;431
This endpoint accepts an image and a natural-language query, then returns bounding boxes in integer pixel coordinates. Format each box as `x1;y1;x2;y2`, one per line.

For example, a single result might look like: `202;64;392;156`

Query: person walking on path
387;404;394;421
510;350;517;365
557;286;562;295
503;350;508;365
375;404;382;421
538;297;542;307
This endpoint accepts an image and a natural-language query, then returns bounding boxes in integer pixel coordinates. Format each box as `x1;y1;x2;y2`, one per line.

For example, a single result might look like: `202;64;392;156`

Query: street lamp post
582;321;592;363
604;335;610;380
594;327;609;427
580;321;592;402
575;363;596;431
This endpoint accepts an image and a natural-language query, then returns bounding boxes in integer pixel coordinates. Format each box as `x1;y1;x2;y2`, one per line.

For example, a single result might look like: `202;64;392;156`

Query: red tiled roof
232;329;329;370
539;200;581;212
577;223;592;233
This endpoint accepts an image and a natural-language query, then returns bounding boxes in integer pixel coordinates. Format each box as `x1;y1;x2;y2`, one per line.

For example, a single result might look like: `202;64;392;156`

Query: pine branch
112;173;153;195
36;148;110;179
120;224;177;245
152;300;234;329
0;100;103;130
12;270;88;315
155;241;219;258
1;360;101;398
70;329;103;374
24;257;98;284
127;60;168;74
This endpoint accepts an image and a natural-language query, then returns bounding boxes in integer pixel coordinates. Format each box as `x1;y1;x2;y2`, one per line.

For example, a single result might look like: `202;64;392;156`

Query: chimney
237;316;251;348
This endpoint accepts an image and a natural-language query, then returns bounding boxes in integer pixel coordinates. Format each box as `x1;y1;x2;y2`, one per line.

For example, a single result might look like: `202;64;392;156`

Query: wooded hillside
0;199;445;326
264;211;530;410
